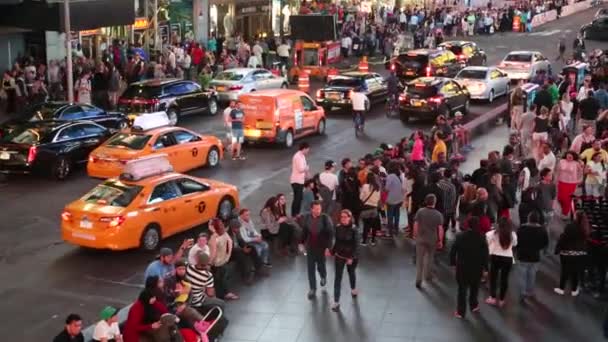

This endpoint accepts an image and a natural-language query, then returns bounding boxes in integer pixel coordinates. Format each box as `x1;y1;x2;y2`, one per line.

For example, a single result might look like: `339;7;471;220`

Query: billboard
290;15;337;41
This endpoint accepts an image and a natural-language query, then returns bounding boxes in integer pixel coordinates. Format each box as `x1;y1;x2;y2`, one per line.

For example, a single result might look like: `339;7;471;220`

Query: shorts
532;132;548;142
232;129;244;143
225;127;232;140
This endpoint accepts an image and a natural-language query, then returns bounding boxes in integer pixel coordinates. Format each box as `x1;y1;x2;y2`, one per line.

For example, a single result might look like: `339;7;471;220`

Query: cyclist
351;90;369;131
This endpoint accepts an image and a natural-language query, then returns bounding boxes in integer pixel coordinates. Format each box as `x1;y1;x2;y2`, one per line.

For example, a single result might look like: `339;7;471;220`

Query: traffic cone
358;56;369;72
298;70;310;93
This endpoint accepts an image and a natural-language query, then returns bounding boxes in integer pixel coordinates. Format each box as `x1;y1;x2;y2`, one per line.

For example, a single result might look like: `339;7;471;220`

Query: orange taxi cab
239;89;326;148
87;112;223;179
62;155;239;251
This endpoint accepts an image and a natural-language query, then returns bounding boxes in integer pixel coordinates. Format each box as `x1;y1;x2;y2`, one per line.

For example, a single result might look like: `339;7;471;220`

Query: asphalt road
1;8;607;341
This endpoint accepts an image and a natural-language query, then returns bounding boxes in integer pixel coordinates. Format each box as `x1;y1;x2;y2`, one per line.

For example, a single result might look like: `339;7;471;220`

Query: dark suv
387;49;463;81
398;77;470;123
315;72;388;112
118;79;218;125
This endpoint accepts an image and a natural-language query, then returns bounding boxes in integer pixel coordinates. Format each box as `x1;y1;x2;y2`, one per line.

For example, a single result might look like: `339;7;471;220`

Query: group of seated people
82;200;306;342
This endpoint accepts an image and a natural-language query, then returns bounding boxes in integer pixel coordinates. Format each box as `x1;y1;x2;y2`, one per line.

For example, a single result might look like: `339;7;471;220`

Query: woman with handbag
360;172;381;246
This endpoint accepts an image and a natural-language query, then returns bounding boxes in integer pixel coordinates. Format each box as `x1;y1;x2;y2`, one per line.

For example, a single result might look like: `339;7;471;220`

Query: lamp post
63;0;74;103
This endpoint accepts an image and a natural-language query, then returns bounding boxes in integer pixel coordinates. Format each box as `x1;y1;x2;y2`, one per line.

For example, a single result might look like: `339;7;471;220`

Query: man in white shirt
223;101;236;149
537;143;556;172
252;41;264;67
290;142;311;216
319;160;339;201
340;35;352;58
188;232;211;265
93;306;122;342
351;90;369;126
277;40;291;68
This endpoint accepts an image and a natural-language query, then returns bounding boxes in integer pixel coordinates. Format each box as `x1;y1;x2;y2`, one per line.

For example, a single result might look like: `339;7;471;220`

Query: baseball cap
160;247;173;257
324;160;336;169
455;111;463;117
100;306;117;320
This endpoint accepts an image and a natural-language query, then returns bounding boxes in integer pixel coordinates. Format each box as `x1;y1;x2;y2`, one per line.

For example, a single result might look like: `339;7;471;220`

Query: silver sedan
498;51;552;81
455;66;510;103
210;68;288;102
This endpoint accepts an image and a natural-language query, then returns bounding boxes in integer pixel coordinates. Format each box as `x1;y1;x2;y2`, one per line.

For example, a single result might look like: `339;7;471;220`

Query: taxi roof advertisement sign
290;15;337;42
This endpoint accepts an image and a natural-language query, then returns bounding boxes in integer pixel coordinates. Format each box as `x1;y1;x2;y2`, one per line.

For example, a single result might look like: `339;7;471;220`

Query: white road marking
85;275;144;289
528;29;562;36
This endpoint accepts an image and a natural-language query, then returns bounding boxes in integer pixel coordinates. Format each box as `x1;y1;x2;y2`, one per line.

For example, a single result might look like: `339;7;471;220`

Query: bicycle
386;93;399;118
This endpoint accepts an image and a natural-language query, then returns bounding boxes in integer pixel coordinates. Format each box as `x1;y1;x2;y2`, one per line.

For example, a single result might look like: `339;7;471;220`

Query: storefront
271;0;300;36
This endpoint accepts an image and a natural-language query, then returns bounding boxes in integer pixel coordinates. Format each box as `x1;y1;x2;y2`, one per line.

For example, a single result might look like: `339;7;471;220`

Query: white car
455;66;510;103
210;68;288;102
498;51;552;81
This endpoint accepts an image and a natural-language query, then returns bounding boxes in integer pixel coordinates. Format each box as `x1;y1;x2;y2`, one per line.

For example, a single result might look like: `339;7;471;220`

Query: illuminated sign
80;29;102;36
132;18;149;30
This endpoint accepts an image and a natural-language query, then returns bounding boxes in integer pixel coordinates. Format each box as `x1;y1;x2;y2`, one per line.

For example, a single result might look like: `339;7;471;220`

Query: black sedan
7;102;128;131
398;77;470;123
315;72;388;112
0;121;112;180
581;16;608;41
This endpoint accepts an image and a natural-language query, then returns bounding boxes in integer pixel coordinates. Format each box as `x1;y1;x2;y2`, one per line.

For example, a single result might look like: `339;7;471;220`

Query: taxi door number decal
192;148;198;157
198;201;206;213
294;109;303;130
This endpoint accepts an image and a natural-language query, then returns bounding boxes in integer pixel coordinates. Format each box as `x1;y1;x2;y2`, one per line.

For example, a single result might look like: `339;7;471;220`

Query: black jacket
299;213;335;252
516;223;549;262
450;230;489;277
332;224;359;259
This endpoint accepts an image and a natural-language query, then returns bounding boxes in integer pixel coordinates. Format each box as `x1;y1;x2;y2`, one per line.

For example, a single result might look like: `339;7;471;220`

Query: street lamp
63;0;74;103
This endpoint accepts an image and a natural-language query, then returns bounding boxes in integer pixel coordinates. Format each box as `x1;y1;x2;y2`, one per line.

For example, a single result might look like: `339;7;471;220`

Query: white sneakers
554;288;579;296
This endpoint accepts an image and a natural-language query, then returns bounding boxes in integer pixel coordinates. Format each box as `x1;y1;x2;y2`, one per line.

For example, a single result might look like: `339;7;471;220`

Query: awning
0;0;135;32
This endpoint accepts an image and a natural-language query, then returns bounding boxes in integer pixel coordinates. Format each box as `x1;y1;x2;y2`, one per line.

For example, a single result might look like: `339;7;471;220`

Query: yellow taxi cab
62;155;239;251
87;112;223;179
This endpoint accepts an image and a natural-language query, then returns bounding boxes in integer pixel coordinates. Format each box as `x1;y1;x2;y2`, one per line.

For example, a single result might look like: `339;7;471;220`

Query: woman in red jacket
122;277;168;342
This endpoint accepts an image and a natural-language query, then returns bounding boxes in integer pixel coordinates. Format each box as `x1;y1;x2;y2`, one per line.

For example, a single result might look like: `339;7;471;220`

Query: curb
464;103;508;140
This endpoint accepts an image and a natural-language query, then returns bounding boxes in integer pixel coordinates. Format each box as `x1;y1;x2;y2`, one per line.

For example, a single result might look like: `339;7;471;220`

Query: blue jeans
519;261;539;297
386;203;402;234
249;241;269;264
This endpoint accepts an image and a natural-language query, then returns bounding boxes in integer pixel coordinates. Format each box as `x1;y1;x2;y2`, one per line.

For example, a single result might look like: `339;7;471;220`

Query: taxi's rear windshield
83;181;143;207
457;69;487;79
106;133;152;150
328;78;363;87
504;54;532;62
406;84;438;97
398;54;428;66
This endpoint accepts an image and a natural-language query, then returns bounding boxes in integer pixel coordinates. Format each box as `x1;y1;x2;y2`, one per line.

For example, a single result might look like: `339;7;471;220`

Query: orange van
239;89;326;148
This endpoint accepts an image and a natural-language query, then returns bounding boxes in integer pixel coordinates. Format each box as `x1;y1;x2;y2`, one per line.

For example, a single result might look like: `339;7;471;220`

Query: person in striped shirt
185;251;225;313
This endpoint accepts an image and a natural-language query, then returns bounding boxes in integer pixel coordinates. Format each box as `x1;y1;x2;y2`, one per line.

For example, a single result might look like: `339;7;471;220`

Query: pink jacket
290;151;308;184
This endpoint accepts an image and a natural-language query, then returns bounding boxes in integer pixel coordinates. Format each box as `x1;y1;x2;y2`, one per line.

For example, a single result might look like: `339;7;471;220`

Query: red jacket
192;47;204;65
122;299;168;342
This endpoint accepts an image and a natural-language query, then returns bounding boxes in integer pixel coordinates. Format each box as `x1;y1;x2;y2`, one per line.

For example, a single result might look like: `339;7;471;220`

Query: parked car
118;79;218;125
581;16;608;41
437;40;487;66
210;68;288;102
315;71;388;112
498;51;552;81
386;49;463;81
455;66;510;103
398;77;470;123
4;102;128;131
595;8;608;18
0;121;112;180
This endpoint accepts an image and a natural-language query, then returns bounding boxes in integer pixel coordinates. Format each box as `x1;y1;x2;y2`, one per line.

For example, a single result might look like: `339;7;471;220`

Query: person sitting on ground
188;232;210;265
227;218;265;284
93;306;122;342
239;208;271;267
208;218;239;300
186;251;226;313
123;283;167;342
53;314;84;342
260;195;296;255
144;239;192;283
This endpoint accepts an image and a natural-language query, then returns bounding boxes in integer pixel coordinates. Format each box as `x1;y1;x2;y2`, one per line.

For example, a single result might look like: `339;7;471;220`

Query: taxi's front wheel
140;225;161;251
206;147;220;167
